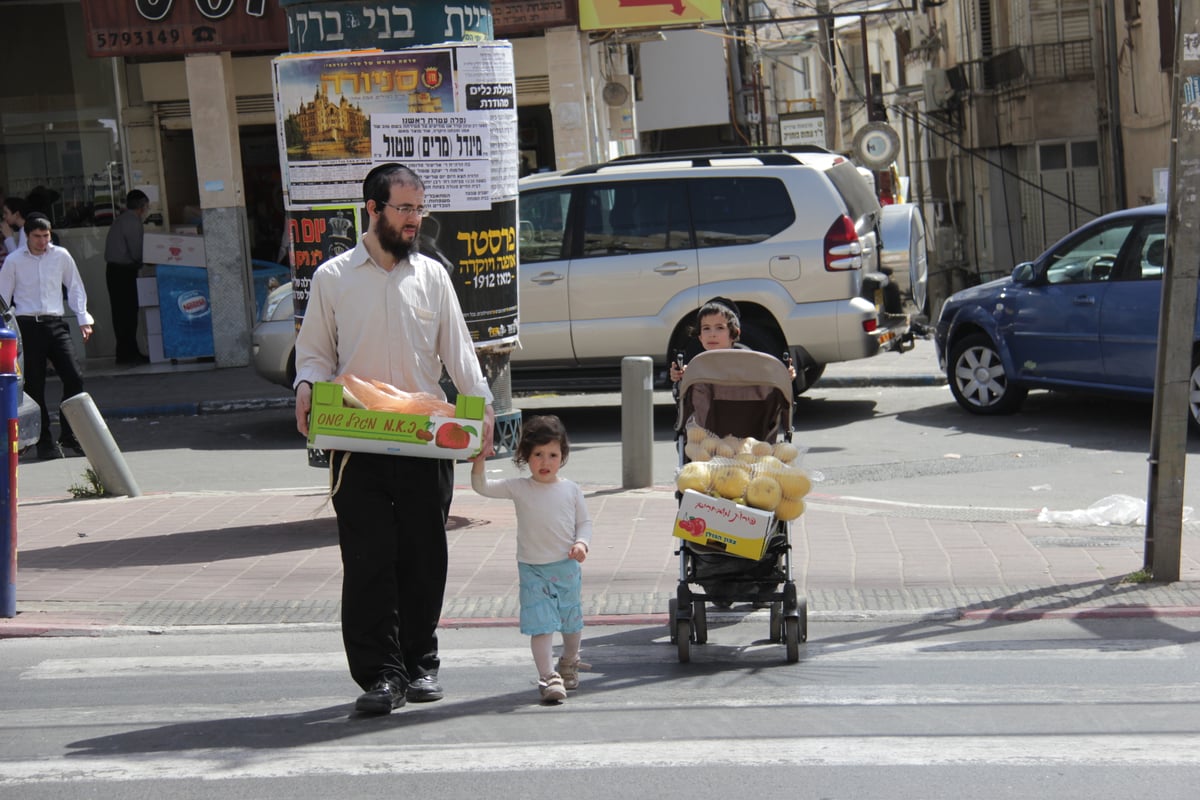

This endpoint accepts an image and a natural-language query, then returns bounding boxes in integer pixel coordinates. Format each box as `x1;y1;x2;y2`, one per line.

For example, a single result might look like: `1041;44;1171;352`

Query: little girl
470;414;593;704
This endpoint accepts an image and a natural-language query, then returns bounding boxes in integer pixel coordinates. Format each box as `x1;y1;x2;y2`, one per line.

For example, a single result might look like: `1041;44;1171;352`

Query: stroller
668;348;808;663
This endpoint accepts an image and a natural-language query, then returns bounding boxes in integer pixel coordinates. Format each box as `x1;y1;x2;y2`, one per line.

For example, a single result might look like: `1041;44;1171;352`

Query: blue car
933;204;1196;429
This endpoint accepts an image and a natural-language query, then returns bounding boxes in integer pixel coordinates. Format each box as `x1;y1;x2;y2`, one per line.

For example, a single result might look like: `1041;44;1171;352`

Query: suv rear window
689;177;794;247
580;181;692;257
823;160;880;221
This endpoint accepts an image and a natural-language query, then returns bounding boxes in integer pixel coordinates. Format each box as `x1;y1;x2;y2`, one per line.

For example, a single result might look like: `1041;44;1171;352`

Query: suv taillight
824;215;863;271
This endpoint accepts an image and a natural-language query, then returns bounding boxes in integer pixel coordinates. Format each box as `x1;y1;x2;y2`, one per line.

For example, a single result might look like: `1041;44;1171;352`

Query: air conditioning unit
923;69;955;110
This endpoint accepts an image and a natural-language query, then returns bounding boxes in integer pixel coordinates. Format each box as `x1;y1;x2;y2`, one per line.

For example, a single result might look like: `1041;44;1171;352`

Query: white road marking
19;638;1184;680
4;735;1200;785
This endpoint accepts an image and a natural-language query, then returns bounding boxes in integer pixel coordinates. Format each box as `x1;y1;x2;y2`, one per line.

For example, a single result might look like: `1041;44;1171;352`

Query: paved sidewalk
5;341;1200;638
5;483;1200;637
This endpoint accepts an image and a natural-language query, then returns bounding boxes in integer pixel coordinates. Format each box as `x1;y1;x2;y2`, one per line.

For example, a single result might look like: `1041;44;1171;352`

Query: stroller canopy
676;349;794;442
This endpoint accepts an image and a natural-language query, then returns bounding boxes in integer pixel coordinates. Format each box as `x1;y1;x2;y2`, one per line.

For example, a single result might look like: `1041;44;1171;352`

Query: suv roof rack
564;145;843;176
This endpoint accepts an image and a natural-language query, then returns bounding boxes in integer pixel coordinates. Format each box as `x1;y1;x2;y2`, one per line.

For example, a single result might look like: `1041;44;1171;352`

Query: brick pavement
5;481;1200;638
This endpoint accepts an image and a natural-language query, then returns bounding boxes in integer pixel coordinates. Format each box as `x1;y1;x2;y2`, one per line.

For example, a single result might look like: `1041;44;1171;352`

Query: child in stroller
670;346;808;663
668;297;795;395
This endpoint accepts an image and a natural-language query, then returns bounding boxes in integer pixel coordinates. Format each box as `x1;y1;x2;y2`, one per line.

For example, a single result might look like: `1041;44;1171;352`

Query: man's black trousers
16;315;83;446
330;450;454;691
106;262;141;360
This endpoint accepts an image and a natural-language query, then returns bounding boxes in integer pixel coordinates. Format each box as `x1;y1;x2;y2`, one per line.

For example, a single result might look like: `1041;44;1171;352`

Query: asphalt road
3;617;1200;798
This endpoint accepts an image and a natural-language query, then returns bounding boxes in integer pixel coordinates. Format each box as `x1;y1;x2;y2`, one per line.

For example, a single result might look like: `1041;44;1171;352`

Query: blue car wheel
948;333;1027;415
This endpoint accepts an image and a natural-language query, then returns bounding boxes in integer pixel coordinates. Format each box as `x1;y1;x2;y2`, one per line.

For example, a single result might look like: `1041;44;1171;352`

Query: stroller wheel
692;600;708;644
668;598;678;643
784;617;801;663
768;601;783;642
676;619;692;663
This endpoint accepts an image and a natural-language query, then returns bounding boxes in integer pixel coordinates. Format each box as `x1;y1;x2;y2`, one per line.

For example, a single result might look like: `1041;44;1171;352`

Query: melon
711;464;750;500
776;468;812;499
684;442;711;462
756;455;785;471
774;497;806;521
751;440;775;457
676;462;712;493
686;425;707;444
773;442;800;463
745;475;782;511
734;452;758;468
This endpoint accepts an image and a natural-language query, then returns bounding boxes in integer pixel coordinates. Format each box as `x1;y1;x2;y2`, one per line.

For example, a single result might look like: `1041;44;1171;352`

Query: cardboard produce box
307;381;486;459
144;233;206;267
673;489;776;560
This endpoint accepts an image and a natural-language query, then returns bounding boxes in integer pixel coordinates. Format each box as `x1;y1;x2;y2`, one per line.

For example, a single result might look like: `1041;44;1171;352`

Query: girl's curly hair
514;414;570;468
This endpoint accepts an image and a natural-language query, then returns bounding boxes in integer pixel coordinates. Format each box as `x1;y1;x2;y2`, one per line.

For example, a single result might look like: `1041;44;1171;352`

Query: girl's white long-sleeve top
471;473;593;565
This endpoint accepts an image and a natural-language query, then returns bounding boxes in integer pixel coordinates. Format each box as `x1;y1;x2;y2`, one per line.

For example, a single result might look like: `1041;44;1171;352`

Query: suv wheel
797;361;825;396
948;333;1026;415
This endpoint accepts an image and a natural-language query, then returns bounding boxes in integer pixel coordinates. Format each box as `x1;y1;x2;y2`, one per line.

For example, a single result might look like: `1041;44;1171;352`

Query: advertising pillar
276;2;517;416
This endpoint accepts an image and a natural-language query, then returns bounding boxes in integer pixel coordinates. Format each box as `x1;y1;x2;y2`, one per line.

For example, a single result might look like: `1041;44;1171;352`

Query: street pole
816;0;840;150
1145;0;1200;581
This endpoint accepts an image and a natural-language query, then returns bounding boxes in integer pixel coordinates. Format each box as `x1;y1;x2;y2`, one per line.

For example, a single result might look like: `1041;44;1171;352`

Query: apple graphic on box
680;517;706;537
435;422;471;450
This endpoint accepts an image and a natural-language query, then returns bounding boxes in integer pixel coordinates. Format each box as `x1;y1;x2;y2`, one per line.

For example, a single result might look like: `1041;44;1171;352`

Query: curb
85;375;947;421
8;603;1200;640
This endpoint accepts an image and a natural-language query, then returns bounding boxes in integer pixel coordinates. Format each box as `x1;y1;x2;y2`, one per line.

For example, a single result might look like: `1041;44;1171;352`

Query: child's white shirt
472;472;593;564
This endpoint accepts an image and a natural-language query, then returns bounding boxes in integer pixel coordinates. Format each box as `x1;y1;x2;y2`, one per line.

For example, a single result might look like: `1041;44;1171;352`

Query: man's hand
295;382;312;437
79;324;93;343
480;405;496;459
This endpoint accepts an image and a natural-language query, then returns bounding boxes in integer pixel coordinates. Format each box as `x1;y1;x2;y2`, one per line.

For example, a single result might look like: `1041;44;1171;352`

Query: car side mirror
1011;261;1037;283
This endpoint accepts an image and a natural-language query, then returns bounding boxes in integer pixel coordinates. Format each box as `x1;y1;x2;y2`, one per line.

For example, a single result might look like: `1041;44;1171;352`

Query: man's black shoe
36;442;62;460
355;679;405;715
115;353;150;366
406;674;444;703
59;437;84;456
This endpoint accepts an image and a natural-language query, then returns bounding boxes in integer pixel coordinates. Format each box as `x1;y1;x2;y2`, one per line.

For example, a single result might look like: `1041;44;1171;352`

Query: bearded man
293;163;496;715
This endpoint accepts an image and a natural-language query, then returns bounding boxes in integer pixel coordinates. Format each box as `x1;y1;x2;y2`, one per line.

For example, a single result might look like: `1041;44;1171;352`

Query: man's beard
377;215;419;261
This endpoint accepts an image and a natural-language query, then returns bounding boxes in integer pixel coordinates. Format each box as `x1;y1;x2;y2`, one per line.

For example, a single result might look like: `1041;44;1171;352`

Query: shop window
0;2;125;229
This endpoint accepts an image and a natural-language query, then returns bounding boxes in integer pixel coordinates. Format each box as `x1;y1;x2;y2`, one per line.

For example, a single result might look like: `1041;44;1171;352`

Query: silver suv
515;147;922;391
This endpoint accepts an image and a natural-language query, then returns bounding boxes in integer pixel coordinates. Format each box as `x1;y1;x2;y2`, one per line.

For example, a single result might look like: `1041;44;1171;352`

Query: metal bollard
60;393;142;498
620;356;654;489
0;327;18;617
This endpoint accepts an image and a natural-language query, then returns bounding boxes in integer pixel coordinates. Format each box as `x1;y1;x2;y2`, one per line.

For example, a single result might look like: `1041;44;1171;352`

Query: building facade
0;0;1174;365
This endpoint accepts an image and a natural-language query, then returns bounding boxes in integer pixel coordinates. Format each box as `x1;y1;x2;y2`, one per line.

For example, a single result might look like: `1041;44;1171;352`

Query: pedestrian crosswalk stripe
5;735;1200;785
19;638;1184;680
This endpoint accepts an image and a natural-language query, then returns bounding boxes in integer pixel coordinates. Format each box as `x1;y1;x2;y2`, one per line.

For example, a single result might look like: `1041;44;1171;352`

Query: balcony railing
980;39;1094;91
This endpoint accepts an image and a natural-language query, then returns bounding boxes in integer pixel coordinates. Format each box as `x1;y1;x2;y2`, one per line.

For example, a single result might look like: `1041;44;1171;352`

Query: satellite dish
602;81;630;107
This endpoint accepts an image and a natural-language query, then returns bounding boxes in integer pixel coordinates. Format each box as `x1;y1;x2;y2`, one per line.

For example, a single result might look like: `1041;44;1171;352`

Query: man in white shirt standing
0;214;93;460
293;163;496;715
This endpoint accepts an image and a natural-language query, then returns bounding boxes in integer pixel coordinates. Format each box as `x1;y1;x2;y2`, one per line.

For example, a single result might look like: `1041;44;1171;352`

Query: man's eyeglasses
380;202;429;218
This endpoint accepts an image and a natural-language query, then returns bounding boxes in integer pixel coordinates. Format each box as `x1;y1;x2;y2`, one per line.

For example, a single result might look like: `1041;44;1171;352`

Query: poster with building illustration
272;42;519;345
274;49;457;204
